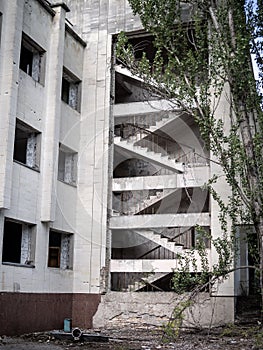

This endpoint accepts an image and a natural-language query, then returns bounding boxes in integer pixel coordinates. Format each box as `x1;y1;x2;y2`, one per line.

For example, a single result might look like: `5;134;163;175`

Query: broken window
48;230;73;269
58;144;78;186
61;68;81;111
13;119;41;170
2;219;36;266
19;33;46;84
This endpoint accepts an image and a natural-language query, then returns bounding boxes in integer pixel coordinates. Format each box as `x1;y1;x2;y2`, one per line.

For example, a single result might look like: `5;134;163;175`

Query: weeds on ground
221;323;263;348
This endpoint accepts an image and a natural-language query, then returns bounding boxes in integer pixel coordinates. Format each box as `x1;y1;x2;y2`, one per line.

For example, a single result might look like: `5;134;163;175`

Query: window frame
2;218;36;267
19;32;46;85
61;67;81;112
48;229;73;270
58;144;78;186
13;119;41;171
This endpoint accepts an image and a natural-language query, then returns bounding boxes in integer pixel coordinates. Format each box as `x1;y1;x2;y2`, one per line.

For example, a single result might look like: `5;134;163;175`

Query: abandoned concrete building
0;0;255;335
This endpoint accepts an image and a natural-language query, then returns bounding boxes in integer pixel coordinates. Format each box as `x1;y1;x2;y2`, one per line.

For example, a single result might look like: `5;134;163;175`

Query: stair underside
134;229;183;254
126;272;170;292
115;140;184;173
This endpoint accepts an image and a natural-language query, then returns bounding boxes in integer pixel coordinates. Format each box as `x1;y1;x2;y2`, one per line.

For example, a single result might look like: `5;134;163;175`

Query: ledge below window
2;262;35;268
58;179;77;188
13;160;40;173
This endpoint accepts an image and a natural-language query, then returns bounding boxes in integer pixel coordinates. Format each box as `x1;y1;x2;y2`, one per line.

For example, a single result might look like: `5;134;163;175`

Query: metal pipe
72;327;82;341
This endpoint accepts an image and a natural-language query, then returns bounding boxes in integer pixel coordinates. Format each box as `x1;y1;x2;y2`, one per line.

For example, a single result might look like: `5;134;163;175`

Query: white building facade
0;0;250;335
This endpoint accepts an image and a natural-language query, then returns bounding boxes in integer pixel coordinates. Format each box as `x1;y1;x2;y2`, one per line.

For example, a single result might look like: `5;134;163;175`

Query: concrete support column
209;85;235;310
0;0;24;209
73;14;112;294
40;3;69;222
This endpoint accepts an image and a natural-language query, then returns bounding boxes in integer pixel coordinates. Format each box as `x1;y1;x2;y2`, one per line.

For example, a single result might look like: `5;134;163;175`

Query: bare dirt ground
0;324;262;350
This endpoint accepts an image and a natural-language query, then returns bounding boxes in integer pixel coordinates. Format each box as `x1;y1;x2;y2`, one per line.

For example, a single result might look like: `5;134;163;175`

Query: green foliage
162;300;192;341
116;0;263;334
171;225;234;295
220;322;239;337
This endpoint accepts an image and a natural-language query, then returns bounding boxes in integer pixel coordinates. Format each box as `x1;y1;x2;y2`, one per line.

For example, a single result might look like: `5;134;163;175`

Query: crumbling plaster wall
93;292;234;328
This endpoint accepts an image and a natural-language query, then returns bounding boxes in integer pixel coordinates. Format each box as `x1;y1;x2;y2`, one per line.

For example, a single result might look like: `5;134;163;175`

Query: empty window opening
19;33;46;84
13;119;41;170
114;26;207;103
116;33;157;65
114;33;164;103
48;230;73;269
58;144;78;186
61;68;81;111
2;219;36;265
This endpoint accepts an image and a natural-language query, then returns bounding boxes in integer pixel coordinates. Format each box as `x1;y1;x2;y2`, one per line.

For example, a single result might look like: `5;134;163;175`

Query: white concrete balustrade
112;166;209;191
111;249;211;273
110;212;210;230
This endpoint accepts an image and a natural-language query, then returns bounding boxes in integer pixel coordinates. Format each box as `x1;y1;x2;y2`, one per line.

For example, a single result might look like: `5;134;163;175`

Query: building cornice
51;2;70;13
35;0;56;16
65;23;87;47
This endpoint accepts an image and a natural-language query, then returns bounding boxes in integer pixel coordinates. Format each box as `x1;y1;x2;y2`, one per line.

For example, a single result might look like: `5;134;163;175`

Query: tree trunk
235;99;263;319
254;220;263;320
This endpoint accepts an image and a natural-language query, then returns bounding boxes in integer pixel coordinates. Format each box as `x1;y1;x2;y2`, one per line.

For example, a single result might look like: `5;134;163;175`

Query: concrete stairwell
118;111;180;133
125;272;170;291
147;112;179;133
134;229;184;254
123;189;175;215
114;136;184;173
